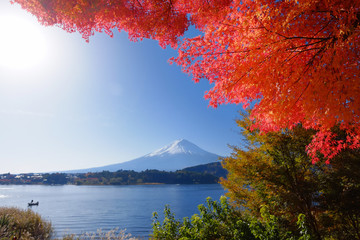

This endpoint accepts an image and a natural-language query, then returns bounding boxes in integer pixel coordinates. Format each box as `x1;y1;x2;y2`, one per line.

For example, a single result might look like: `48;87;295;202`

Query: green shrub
0;207;52;239
151;196;258;239
151;196;312;240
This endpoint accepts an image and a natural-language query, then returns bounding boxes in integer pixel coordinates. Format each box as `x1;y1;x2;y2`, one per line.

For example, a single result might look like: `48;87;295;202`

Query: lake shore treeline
0;169;220;185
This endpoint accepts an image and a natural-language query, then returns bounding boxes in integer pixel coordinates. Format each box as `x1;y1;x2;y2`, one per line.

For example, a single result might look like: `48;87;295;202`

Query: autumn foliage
221;113;360;239
12;0;360;162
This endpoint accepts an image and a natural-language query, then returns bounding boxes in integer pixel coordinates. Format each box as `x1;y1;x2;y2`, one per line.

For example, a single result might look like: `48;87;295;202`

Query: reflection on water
0;184;226;239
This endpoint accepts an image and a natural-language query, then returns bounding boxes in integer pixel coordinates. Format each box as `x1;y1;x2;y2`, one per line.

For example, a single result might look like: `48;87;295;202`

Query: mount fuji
65;139;221;173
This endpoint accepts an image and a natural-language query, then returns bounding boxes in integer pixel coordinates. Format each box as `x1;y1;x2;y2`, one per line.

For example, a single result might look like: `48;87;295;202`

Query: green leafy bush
0;207;52;239
151;196;312;240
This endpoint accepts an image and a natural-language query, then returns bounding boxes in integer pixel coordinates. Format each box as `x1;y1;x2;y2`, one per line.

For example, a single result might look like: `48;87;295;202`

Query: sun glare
0;15;47;70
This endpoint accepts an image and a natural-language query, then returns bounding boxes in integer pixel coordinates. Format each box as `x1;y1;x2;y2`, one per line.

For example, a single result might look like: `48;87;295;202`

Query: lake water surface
0;184;226;239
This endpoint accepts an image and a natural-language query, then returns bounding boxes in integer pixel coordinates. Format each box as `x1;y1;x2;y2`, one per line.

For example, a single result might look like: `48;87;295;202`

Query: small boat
28;201;39;207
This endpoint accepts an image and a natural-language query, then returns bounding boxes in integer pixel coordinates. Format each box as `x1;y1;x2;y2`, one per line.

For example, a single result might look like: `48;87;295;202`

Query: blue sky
0;1;243;174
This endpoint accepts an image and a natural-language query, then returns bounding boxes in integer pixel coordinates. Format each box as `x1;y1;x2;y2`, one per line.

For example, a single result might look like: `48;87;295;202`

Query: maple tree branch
288;46;324;91
225;56;270;93
286;38;330;52
281;52;298;68
312;19;334;38
306;44;326;67
258;18;332;42
290;47;323;53
281;36;331;41
294;82;311;106
135;0;143;8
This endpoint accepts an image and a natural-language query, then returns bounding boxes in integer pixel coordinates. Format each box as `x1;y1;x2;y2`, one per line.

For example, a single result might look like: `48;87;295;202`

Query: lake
0;184;226;239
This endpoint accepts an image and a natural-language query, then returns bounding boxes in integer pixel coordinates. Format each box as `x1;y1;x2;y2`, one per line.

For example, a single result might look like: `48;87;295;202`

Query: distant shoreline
0;169;221;186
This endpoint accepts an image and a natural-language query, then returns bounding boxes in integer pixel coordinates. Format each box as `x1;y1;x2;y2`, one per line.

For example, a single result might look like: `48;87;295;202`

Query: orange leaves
12;0;232;48
172;0;360;162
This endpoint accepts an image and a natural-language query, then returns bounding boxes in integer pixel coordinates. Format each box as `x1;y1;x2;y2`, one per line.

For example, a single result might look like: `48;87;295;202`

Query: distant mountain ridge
183;162;228;179
64;139;221;173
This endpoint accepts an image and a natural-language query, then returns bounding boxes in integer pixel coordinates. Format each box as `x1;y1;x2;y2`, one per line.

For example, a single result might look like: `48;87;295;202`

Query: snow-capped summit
147;139;209;157
64;139;221;173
